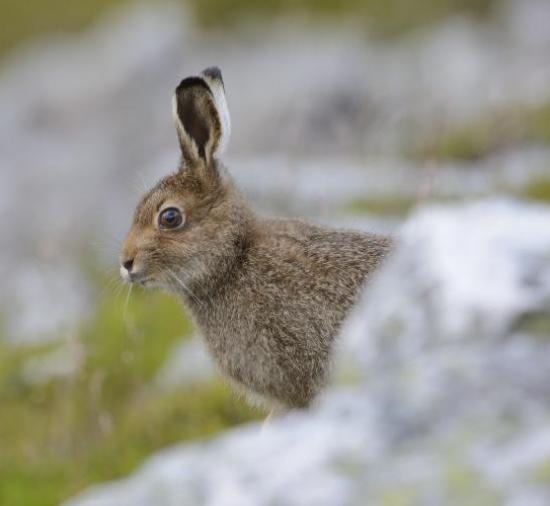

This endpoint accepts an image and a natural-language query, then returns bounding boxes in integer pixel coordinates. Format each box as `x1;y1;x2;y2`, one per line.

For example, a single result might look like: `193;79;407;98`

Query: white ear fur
171;67;231;166
201;69;231;157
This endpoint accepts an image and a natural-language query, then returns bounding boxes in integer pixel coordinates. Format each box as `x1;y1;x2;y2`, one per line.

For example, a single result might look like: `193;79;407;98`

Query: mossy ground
0;282;259;506
192;0;494;37
521;175;550;203
344;195;417;217
0;0;495;60
415;102;550;161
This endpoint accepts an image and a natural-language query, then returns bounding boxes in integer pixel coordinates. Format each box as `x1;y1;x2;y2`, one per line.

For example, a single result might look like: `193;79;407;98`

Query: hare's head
120;67;250;294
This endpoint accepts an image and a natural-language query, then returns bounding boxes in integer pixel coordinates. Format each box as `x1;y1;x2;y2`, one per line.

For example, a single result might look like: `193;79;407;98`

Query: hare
120;67;392;412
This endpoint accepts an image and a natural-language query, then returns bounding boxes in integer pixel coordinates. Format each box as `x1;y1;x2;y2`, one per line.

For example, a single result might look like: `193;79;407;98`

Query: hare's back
260;218;392;275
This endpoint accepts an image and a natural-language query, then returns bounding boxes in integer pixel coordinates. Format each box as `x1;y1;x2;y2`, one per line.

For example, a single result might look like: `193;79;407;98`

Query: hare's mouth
120;266;153;286
136;274;168;289
133;274;155;286
127;276;159;290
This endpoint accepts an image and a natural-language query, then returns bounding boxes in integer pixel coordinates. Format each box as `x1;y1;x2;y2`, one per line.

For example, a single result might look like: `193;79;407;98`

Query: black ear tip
175;76;210;95
202;66;224;85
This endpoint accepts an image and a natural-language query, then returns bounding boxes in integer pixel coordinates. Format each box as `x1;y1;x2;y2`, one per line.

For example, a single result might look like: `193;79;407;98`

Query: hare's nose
122;258;134;272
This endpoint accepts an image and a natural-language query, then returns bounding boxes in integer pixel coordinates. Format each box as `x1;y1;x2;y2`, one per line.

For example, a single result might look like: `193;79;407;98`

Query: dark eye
158;207;184;230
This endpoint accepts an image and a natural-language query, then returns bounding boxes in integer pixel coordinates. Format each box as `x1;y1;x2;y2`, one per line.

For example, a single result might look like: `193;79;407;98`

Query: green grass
193;0;494;37
0;283;259;506
344;195;417;216
344;193;468;217
0;0;496;61
415;102;550;161
522;175;550;203
531;459;550;485
422;120;497;161
0;0;128;57
513;311;550;340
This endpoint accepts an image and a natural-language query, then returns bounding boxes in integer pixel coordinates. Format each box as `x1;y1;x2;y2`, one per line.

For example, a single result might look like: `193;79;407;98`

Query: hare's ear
172;67;231;168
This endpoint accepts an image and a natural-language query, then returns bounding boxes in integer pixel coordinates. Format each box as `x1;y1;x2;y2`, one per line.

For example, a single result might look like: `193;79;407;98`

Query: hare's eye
158;207;184;230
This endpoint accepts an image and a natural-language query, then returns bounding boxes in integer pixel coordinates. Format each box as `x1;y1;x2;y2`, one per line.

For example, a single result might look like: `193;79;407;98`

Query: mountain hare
120;67;392;412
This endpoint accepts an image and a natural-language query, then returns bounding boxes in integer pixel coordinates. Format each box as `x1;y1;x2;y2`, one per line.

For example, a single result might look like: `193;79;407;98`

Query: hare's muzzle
120;256;139;283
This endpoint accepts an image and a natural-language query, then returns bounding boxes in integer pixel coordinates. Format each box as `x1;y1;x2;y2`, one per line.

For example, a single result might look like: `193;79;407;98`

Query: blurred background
0;0;549;504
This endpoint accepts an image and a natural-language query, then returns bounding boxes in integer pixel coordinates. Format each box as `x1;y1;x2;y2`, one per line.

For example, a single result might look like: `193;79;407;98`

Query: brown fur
120;68;392;411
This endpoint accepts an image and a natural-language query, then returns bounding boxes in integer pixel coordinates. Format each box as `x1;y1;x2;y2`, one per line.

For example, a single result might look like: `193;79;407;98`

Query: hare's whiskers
122;284;133;324
97;270;123;299
167;270;203;307
103;275;118;293
113;278;128;298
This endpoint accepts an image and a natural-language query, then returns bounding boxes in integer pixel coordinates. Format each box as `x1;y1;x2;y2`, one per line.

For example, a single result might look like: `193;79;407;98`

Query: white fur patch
203;74;231;157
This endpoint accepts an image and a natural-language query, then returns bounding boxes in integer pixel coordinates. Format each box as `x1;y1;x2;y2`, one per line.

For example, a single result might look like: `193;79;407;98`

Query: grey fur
120;67;392;411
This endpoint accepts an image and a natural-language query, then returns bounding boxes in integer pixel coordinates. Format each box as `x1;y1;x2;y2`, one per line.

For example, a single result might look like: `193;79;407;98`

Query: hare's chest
202;326;251;373
201;324;271;389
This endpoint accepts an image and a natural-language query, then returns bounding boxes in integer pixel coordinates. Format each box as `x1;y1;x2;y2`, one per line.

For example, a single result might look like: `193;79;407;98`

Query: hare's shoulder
260;217;317;236
256;218;392;267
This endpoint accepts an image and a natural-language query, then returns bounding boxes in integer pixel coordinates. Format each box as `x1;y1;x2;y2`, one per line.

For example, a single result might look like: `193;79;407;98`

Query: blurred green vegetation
0;0;128;58
443;461;501;505
0;0;495;60
194;0;494;36
531;459;550;485
344;194;417;216
521;175;550;203
0;283;259;506
513;311;550;340
378;487;417;506
343;194;474;217
415;102;550;161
